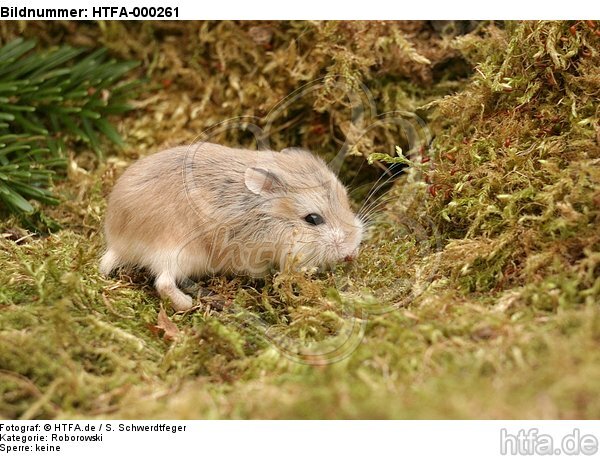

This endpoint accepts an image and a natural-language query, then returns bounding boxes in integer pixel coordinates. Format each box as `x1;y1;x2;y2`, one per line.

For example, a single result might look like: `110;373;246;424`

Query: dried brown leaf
152;306;180;341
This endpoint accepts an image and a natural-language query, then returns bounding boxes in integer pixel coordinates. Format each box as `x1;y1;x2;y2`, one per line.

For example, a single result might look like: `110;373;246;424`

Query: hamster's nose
344;255;354;263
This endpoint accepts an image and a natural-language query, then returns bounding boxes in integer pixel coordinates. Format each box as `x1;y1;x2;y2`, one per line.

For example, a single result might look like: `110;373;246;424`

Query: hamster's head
244;148;363;269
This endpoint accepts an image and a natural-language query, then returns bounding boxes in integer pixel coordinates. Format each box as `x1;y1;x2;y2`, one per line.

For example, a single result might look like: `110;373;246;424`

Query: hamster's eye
304;213;324;226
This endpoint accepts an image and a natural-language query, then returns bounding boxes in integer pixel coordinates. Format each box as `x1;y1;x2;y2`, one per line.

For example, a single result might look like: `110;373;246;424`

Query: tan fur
101;143;363;311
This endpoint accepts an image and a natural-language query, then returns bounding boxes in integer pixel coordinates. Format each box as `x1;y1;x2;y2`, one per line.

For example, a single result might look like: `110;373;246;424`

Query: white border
1;421;599;456
0;0;597;20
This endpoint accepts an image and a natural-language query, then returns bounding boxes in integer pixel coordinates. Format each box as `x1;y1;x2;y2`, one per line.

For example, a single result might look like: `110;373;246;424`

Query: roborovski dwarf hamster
100;143;363;311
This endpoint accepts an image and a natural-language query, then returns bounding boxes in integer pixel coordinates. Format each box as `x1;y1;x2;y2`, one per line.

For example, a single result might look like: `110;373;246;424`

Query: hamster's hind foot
155;271;194;311
100;249;121;276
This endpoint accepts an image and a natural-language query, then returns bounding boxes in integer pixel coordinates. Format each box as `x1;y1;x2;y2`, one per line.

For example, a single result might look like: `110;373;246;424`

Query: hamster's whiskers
358;193;398;223
358;167;404;207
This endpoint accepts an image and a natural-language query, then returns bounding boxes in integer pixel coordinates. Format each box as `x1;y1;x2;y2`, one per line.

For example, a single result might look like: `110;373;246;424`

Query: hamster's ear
244;167;284;195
